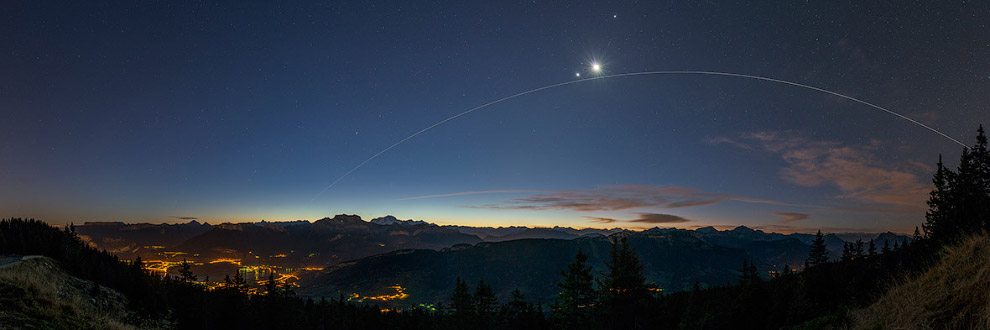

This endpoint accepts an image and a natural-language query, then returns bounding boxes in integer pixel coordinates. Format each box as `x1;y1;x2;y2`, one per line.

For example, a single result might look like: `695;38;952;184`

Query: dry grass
849;233;990;330
0;256;148;330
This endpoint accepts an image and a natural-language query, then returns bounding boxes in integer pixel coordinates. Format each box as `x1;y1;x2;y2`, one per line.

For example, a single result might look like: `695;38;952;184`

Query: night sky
3;1;989;232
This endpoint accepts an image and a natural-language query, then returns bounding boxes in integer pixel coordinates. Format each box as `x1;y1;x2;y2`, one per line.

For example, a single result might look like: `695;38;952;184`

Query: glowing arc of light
311;70;966;201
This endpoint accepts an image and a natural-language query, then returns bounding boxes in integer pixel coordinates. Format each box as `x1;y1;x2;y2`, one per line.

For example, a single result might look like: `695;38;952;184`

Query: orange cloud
718;131;930;210
469;185;810;212
771;212;809;223
585;213;691;224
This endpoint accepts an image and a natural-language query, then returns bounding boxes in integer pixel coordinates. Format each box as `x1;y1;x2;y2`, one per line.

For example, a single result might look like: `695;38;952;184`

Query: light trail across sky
311;70;967;201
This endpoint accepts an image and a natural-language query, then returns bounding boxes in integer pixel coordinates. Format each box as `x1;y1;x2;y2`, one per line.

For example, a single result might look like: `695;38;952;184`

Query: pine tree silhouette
552;248;596;329
178;258;197;282
806;230;829;267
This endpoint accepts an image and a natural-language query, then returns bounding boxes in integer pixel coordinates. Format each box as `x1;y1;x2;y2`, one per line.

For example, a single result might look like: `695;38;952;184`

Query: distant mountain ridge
370;215;434;227
446;225;623;241
74;215;911;291
298;224;913;306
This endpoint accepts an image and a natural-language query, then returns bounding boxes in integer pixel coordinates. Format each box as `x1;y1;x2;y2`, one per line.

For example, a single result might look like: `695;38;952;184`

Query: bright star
591;62;602;72
575;72;581;77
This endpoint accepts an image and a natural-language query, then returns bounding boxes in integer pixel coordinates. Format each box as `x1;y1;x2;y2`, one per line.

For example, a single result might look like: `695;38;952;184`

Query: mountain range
75;214;911;307
298;225;910;306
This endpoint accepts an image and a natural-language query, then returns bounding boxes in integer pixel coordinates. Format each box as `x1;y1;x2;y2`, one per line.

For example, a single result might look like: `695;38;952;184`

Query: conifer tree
475;279;498;316
923;155;953;241
923;126;990;245
265;271;277;295
502;288;535;329
451;277;475;318
854;239;865;259
552;248;596;328
232;270;248;293
178;258;197;282
599;236;650;302
806;230;829;267
841;243;853;262
738;259;760;285
504;288;529;316
971;125;990;231
598;236;653;330
132;256;144;273
868;240;876;257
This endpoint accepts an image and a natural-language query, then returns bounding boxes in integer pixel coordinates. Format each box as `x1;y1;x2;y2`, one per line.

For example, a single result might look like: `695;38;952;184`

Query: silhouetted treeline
2;125;987;329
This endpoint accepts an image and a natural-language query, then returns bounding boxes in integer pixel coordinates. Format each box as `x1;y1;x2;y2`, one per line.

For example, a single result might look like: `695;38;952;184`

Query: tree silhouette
178;258;197;282
599;236;650;301
474;279;497;329
805;230;829;268
552;248;596;329
739;259;760;285
925;126;990;244
451;277;475;324
598;236;654;330
265;271;277;295
231;269;248;293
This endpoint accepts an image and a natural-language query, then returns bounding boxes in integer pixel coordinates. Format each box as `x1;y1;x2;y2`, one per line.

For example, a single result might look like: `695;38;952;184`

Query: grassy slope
0;256;162;330
849;233;990;330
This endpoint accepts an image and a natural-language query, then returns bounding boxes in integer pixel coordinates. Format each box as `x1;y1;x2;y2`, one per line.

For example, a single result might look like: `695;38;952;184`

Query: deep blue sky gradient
2;1;988;232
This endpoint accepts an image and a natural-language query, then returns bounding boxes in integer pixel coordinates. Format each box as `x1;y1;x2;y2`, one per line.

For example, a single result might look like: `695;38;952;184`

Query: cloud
717;131;930;209
586;217;619;224
468;185;810;212
585;213;691;224
629;213;691;224
771;212;809;223
170;216;198;220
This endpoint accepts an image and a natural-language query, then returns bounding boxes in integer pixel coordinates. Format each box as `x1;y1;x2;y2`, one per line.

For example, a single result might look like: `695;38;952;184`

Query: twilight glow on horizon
2;2;988;233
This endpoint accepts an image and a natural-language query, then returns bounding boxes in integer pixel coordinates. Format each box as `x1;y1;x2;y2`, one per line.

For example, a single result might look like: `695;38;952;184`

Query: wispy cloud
586;213;691;224
771;212;809;223
467;185;812;212
170;216;198;220
713;131;930;209
587;217;619;224
630;213;691;223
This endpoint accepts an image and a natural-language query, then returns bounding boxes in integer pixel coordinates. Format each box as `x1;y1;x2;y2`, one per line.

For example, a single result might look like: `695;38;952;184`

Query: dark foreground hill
0;255;161;329
848;232;990;329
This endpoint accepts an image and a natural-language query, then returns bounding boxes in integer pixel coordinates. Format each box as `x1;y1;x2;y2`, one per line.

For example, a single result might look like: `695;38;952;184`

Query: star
591;62;602;73
575;72;581;77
